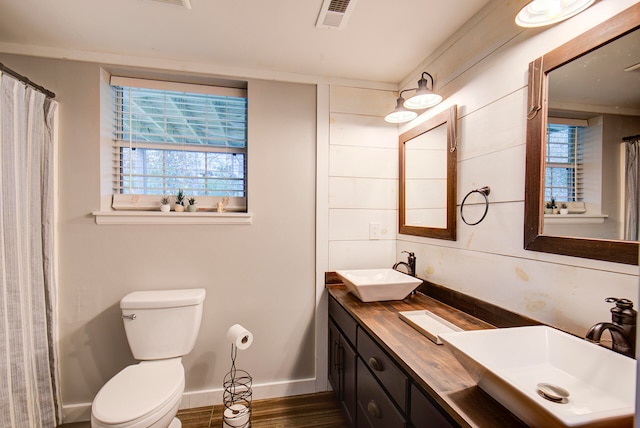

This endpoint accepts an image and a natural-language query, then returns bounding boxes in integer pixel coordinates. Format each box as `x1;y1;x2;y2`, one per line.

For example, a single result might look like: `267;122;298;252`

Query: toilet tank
120;289;206;360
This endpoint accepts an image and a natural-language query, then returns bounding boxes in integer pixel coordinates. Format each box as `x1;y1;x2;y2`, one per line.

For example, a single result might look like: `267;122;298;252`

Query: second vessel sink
335;268;422;302
438;326;636;428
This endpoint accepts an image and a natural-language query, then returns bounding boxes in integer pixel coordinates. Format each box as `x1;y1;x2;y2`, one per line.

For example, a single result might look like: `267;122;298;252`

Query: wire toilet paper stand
222;342;252;428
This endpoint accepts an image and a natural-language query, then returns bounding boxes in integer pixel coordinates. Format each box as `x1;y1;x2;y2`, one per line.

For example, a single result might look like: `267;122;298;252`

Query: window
111;77;247;211
545;123;584;202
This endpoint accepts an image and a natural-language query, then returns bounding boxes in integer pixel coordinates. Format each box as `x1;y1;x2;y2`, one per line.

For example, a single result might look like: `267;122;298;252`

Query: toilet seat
92;359;184;428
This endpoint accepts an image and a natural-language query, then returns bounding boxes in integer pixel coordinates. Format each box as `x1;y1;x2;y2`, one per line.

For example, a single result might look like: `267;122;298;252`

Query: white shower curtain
625;139;639;241
0;73;60;427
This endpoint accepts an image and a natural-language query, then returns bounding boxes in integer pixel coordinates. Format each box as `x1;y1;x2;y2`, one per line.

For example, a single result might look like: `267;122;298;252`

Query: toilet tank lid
121;289;206;309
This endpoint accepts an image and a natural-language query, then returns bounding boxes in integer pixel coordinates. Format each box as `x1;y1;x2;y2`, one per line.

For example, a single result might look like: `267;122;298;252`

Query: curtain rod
0;62;56;99
623;134;640;142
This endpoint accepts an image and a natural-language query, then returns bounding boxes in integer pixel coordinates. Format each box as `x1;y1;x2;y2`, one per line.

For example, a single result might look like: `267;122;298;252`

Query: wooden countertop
327;285;527;428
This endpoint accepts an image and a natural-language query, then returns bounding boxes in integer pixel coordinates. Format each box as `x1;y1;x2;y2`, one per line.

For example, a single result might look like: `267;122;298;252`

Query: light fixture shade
385;97;418;123
515;0;595;28
403;72;443;110
404;88;443;110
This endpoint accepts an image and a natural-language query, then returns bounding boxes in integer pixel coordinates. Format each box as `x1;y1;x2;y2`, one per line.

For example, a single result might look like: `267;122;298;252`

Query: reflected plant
175;189;185;206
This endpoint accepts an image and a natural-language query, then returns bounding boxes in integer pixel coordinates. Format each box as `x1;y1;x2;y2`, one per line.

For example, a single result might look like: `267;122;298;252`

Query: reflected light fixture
384;89;419;123
404;72;442;110
515;0;595;28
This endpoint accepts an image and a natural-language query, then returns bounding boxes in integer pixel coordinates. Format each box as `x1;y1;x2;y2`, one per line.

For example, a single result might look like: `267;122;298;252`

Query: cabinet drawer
329;296;357;345
357;359;407;428
410;384;457;428
357;327;408;410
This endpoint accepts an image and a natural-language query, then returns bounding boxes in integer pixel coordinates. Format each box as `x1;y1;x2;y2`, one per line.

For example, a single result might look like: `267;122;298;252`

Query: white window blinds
545;123;584;202
110;76;247;209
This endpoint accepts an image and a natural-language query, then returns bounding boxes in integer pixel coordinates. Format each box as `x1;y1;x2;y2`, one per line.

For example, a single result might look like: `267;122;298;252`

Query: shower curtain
0;73;60;426
625;138;639;241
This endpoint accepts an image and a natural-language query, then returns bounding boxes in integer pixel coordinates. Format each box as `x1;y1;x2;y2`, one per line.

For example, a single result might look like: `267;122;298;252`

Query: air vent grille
328;0;349;13
316;0;358;30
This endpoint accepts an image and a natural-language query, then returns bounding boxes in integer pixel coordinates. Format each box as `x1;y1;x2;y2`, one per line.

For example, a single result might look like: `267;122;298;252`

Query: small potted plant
544;201;553;214
560;203;569;215
159;196;171;212
174;189;186;212
187;196;197;212
547;196;559;214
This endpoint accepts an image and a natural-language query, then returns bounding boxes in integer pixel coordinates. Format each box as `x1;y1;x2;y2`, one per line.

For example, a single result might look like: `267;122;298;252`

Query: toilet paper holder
222;325;253;428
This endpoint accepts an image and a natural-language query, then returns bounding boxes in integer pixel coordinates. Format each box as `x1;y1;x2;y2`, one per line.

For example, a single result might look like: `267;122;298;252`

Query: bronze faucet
585;297;636;358
393;251;416;277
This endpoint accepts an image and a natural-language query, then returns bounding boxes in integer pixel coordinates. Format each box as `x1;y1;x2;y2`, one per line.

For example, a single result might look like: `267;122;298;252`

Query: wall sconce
516;0;595;27
404;72;442;109
385;72;442;123
384;89;419;123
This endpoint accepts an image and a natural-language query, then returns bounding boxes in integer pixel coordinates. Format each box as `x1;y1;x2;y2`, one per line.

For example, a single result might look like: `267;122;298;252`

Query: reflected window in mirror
523;3;639;265
545;123;584;204
399;105;457;240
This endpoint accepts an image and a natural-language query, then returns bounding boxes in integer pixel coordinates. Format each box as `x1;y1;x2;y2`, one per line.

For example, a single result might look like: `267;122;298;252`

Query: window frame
544;121;584;204
110;76;248;212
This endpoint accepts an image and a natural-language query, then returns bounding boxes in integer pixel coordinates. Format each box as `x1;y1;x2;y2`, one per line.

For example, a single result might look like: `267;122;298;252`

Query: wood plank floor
177;392;350;428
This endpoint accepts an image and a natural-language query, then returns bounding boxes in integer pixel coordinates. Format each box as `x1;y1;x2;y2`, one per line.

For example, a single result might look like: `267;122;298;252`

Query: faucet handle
605;297;637;325
605;297;634;308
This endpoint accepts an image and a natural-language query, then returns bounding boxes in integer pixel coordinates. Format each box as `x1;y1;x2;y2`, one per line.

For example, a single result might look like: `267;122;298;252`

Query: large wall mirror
400;105;457;240
524;4;640;265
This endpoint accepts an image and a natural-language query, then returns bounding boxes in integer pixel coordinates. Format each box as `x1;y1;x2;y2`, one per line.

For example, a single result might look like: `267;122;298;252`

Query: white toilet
91;288;206;428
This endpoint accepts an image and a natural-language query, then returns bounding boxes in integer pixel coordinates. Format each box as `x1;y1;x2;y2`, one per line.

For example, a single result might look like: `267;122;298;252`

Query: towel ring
460;186;490;226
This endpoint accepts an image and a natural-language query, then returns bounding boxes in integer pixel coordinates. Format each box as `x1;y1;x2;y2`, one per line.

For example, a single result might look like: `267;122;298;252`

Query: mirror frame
524;4;640;265
399;105;457;240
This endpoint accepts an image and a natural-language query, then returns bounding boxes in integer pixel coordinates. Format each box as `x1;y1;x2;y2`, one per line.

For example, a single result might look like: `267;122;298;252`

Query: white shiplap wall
393;0;639;337
328;86;399;271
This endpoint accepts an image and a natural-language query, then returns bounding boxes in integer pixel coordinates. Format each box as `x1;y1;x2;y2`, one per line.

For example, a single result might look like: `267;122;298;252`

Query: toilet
91;288;206;428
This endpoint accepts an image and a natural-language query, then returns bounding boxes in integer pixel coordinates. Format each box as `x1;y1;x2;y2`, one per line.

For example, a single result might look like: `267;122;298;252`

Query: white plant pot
560;208;569;215
160;204;171;212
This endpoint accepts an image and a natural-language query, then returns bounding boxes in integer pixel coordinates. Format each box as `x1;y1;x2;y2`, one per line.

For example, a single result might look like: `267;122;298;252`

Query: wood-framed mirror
399;105;457;240
524;3;640;265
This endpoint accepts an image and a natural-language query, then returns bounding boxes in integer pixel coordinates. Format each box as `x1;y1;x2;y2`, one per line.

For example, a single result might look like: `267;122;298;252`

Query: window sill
543;213;608;224
92;211;253;225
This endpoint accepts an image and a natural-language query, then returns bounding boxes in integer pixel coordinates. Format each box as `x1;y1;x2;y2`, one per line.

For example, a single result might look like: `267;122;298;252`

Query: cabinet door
328;319;341;394
410;384;457;428
329;318;357;426
342;336;357;426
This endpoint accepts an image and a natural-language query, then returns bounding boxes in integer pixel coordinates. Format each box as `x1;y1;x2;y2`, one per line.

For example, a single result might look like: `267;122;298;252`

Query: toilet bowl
91;359;184;428
91;289;206;428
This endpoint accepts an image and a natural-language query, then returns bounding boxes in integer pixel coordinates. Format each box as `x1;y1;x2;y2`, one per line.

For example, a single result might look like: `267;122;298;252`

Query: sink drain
537;383;570;403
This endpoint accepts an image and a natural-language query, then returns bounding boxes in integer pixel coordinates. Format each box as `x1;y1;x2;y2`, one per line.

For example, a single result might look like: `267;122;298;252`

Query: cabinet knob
368;356;383;371
367;400;382;419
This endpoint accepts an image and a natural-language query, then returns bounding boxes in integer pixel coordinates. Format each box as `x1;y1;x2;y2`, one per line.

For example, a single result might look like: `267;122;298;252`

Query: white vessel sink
335;269;422;302
438;326;636;428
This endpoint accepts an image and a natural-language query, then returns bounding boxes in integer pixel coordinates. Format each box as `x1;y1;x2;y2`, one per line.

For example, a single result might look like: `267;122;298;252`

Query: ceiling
0;0;491;85
549;27;640;117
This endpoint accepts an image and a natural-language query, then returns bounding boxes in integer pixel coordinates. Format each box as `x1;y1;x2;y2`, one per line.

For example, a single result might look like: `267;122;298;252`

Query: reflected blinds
545;124;584;202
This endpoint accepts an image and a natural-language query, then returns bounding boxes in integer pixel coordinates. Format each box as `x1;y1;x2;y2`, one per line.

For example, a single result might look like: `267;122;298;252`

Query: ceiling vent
316;0;358;30
149;0;192;9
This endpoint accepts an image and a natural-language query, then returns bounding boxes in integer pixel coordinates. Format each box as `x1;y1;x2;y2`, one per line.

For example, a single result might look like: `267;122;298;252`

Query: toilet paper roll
227;324;253;350
223;403;250;427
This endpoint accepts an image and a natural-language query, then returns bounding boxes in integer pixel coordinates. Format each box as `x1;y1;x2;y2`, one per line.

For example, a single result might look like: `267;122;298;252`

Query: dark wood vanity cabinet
356;358;406;428
329;295;458;428
328;297;357;425
410;384;456;428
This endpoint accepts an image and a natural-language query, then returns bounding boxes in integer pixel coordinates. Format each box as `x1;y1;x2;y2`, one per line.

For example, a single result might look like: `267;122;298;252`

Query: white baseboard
62;377;324;424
